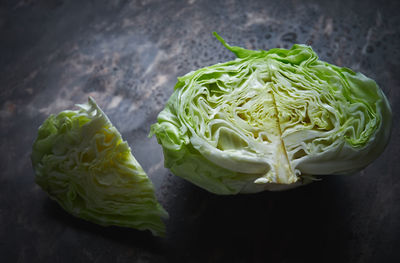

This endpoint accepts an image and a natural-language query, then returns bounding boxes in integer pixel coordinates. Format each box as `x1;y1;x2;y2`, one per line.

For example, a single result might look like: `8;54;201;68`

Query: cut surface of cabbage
150;33;392;194
32;97;168;236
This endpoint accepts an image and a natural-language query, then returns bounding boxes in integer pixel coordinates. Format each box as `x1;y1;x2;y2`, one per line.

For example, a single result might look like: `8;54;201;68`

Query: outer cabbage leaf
150;33;392;195
32;97;168;236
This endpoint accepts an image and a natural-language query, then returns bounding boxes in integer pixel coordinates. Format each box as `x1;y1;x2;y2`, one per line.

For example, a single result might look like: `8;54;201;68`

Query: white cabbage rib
151;33;392;194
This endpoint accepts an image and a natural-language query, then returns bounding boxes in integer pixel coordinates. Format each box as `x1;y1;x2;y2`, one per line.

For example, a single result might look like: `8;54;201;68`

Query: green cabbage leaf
150;32;392;195
32;97;168;236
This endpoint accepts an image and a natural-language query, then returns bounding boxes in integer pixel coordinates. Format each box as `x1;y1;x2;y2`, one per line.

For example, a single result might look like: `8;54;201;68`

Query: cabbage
31;97;168;236
150;33;392;195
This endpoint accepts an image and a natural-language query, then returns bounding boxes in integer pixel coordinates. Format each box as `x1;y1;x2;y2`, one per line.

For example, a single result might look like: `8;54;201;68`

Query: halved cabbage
150;33;392;195
32;97;168;236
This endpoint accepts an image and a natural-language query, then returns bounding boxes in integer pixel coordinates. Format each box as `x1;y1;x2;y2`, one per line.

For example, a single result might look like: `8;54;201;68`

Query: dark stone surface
1;0;400;262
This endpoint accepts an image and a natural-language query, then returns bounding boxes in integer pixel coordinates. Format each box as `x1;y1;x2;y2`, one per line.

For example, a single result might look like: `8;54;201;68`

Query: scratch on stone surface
25;69;39;83
143;50;167;76
25;88;33;94
62;52;96;77
362;11;382;55
38;100;69;115
36;84;100;115
375;10;382;27
107;95;123;109
13;0;32;9
316;15;324;33
128;103;138;113
324;17;333;35
154;74;168;87
244;11;281;27
148;159;164;176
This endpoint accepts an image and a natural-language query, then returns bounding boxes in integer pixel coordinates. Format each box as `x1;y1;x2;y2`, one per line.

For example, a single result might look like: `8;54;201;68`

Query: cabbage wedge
150;32;392;195
32;97;168;236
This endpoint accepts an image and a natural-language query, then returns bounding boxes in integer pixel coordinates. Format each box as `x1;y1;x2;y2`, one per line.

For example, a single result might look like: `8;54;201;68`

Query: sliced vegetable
32;97;168;236
150;32;392;194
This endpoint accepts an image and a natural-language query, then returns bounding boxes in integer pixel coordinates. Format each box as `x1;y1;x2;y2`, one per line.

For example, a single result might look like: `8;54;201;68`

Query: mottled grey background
1;0;399;262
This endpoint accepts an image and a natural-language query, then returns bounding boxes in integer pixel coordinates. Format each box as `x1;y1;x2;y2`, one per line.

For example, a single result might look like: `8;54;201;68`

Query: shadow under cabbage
162;174;353;262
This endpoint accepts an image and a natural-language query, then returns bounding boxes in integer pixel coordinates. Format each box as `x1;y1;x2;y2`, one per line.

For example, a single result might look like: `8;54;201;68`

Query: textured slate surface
1;0;399;262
